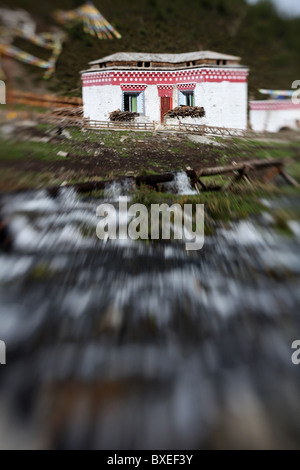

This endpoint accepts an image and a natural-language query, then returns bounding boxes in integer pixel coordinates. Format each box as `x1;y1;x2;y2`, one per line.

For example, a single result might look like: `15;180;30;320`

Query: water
104;179;133;202
163;171;198;195
0;186;300;449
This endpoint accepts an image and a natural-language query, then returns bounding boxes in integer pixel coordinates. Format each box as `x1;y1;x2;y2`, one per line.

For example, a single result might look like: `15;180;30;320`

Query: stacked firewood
109;109;138;122
50;107;84;118
166;106;206;119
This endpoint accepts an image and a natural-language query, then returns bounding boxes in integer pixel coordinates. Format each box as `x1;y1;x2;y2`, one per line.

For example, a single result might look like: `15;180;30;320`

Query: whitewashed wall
82;78;248;130
196;82;248;130
166;82;247;130
250;106;300;133
141;86;160;123
82;85;121;121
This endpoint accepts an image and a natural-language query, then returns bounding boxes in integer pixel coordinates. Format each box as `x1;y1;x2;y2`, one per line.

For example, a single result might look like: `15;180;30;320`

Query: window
178;90;194;106
144;62;151;68
124;93;138;112
185;92;194;106
178;90;195;106
137;61;143;67
182;91;194;106
123;92;145;114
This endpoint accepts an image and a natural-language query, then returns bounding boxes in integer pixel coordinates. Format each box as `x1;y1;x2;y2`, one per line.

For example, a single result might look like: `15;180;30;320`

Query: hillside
1;0;300;97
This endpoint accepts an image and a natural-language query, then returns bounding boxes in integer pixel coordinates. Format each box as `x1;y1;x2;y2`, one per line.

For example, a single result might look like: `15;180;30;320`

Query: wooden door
161;97;172;123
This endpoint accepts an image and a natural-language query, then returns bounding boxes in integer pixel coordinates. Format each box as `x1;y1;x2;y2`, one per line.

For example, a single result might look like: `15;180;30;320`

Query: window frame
178;90;195;107
122;91;145;115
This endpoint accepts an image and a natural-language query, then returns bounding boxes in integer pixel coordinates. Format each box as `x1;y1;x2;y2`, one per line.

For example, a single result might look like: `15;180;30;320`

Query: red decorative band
177;83;196;91
157;84;174;97
121;84;147;92
250;100;300;111
82;68;248;87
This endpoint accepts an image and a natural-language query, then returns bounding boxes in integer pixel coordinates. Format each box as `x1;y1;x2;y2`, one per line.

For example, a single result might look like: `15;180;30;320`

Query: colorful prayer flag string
0;30;66;79
0;3;120;81
259;89;294;98
54;2;121;40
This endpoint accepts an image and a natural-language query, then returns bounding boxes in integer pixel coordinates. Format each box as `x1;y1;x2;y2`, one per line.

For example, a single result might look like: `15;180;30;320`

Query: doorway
161;97;172;123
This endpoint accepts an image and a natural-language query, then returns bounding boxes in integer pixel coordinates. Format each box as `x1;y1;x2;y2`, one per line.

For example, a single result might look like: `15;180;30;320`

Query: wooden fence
84;119;246;136
2;97;248;136
7;90;82;109
176;122;247;137
84;119;156;131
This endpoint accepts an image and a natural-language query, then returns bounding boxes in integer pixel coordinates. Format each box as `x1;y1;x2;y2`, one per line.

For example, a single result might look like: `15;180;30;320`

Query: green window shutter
131;95;138;112
191;93;195;106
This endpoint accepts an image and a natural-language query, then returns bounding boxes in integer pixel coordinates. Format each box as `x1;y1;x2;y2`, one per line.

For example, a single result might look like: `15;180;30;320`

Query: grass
1;122;300;237
272;209;294;237
183;141;199;150
0;169;66;190
71;128;105;144
139;169;158;176
170;147;185;155
255;148;295;160
0;138;70;162
288;162;300;180
130;184;268;237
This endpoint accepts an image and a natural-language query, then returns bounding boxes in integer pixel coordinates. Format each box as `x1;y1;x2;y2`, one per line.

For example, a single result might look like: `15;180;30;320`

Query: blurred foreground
0;185;300;449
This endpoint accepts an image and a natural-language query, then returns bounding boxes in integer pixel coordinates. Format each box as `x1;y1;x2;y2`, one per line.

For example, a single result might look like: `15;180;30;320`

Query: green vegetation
272;209;294;236
131;184;266;236
27;263;57;281
0;138;71;162
0;122;299;236
2;0;300;97
1;124;300;188
131;182;300;238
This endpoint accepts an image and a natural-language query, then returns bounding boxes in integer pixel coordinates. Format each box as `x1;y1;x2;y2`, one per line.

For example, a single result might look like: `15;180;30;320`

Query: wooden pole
188;159;283;178
279;170;300;189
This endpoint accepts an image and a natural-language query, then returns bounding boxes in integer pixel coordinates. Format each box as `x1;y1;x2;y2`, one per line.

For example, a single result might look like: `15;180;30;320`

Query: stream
0;178;300;449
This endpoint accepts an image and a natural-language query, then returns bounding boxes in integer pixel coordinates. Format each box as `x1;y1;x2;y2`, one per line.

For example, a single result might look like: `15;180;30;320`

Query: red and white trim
120;84;147;92
157;84;174;97
177;83;196;91
250;100;300;111
82;68;248;87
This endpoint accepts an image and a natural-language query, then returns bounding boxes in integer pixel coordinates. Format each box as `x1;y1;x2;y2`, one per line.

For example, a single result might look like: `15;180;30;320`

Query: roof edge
88;51;241;66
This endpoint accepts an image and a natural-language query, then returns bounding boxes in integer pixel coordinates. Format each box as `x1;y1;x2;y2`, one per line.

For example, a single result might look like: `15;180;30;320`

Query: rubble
57;151;69;158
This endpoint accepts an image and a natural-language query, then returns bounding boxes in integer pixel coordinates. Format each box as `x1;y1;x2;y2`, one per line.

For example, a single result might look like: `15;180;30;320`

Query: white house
250;100;300;133
81;51;249;130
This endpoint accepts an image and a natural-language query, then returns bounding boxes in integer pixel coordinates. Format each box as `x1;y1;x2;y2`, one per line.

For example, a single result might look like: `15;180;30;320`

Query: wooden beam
279;170;300;189
136;173;174;187
188;159;283;178
44;159;294;197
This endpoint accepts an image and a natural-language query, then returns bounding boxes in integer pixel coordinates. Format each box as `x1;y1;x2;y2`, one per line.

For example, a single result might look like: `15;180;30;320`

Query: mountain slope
1;0;300;97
